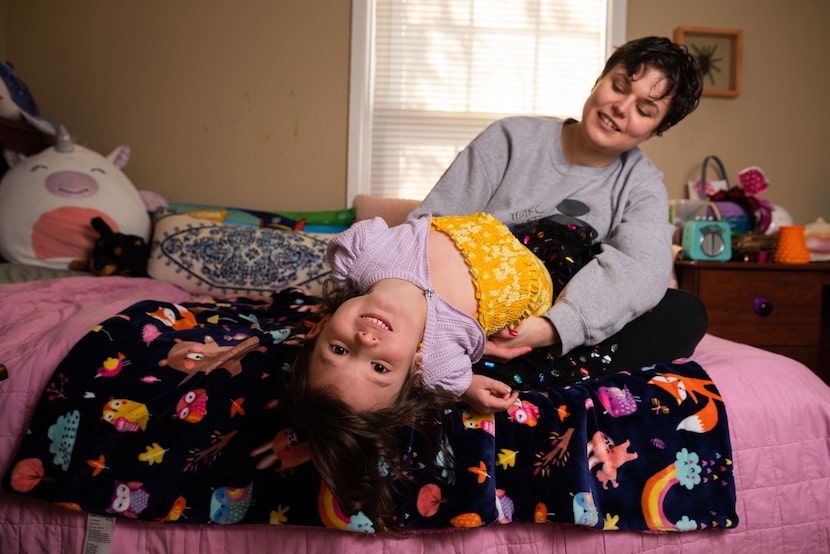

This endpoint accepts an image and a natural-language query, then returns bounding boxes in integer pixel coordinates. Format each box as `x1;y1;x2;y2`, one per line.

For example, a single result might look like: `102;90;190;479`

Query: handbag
686;155;729;200
687;155;751;233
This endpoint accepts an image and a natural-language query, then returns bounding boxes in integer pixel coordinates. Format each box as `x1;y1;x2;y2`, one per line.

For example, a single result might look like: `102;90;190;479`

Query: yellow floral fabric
431;213;553;335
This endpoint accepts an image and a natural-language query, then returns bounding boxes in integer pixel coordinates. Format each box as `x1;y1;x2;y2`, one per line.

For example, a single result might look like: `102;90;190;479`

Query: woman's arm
545;180;673;355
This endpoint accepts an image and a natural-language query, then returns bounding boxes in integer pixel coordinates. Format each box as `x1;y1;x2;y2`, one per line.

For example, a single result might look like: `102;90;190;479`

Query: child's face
309;290;423;411
581;63;672;155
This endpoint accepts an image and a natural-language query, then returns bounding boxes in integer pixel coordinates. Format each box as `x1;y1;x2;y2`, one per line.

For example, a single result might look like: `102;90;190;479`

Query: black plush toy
70;216;150;277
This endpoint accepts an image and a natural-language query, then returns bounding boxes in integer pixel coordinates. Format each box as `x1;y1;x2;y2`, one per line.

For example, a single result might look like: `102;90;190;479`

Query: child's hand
461;374;520;414
485;317;558;361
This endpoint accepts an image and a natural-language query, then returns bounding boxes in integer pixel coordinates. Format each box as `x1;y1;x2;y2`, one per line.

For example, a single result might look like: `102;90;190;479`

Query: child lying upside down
306;212;554;413
285;212;580;533
285;211;704;533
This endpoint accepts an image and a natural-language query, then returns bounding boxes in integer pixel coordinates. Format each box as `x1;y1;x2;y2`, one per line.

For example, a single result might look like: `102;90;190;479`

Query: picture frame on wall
673;27;742;97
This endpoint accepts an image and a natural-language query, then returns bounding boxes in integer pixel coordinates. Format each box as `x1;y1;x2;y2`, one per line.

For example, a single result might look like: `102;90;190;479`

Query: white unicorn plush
0;127;150;270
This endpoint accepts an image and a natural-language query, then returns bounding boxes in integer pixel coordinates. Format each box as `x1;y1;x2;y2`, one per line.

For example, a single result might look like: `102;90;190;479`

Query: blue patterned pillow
148;211;330;295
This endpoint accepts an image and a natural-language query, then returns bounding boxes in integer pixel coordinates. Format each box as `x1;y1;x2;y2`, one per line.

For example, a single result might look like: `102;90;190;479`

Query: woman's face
580;63;672;157
308;289;422;411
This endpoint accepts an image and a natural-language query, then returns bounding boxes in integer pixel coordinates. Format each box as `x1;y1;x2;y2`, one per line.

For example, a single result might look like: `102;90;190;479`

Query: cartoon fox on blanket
159;335;267;385
648;373;724;433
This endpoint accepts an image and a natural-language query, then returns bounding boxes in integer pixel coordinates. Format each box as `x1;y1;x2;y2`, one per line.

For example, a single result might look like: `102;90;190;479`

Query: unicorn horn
54;125;74;153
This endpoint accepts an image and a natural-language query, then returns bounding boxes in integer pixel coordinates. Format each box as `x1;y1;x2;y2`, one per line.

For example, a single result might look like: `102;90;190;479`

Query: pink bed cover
1;276;829;553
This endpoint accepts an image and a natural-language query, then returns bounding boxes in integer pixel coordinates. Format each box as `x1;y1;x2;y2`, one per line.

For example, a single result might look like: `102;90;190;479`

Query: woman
411;35;708;388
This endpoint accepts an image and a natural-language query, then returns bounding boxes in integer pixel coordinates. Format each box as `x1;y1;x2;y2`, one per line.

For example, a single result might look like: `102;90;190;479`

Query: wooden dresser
675;260;830;383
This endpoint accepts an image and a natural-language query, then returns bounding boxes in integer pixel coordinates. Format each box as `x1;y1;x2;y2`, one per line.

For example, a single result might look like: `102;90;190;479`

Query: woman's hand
484;316;558;361
461;374;520;414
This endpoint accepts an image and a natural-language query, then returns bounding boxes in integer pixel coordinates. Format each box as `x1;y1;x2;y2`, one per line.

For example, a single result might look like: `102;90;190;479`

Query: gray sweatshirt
410;116;673;355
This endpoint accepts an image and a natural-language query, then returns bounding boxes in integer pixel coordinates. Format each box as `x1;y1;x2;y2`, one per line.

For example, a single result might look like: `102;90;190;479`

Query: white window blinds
348;0;627;202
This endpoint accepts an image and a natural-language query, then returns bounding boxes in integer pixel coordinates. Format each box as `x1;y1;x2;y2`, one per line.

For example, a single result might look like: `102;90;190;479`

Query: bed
1;199;829;554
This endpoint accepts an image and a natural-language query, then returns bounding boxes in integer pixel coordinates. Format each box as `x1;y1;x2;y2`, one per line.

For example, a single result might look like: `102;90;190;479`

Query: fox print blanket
3;290;737;533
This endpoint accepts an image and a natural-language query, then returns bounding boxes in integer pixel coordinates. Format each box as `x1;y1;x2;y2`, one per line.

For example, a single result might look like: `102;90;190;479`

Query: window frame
346;0;628;204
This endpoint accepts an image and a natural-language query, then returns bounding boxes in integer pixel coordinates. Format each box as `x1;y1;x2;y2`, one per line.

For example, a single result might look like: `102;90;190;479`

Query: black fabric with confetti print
3;289;736;534
475;214;613;389
476;215;708;391
512;214;601;292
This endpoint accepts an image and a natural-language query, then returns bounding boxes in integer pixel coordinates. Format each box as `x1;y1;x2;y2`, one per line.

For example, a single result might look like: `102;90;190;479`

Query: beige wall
3;0;829;224
3;0;352;211
628;0;830;226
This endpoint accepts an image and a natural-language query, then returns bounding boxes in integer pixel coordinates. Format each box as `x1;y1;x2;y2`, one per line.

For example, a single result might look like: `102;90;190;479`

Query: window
348;0;627;202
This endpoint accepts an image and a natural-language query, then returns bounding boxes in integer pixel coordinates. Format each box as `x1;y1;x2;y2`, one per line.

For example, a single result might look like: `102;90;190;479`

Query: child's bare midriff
426;229;478;316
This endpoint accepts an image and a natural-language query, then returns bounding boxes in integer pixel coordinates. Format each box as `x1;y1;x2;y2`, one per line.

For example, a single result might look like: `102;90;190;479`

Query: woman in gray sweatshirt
411;36;708;389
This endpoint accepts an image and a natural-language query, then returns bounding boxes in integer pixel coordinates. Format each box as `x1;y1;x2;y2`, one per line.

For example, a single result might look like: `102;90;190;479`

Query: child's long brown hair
283;280;457;535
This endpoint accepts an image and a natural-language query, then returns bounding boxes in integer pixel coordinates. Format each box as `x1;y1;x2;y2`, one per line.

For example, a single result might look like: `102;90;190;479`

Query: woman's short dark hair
601;35;703;135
